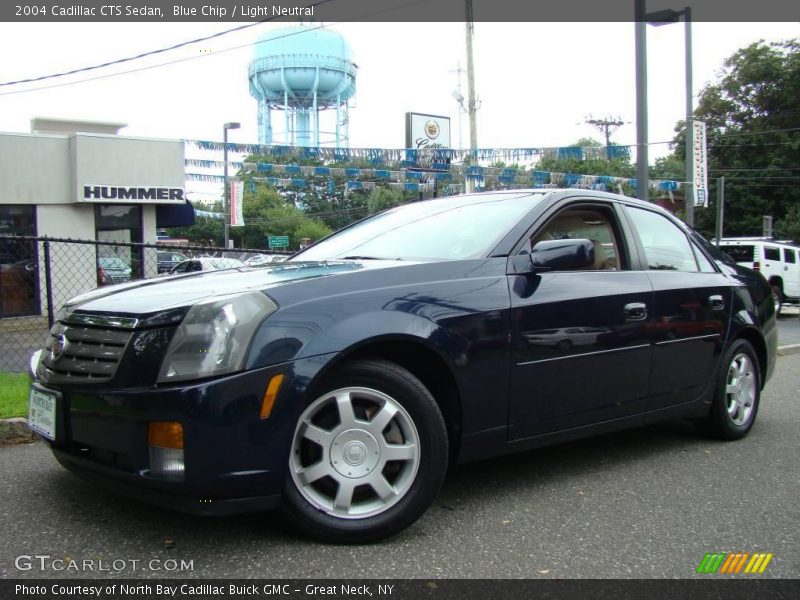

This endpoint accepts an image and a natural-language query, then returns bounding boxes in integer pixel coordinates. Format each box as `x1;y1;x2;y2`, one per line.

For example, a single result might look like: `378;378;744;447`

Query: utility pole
450;62;466;150
714;176;725;246
222;121;240;250
634;0;649;202
464;0;478;192
585;116;626;148
586;116;626;159
683;6;694;227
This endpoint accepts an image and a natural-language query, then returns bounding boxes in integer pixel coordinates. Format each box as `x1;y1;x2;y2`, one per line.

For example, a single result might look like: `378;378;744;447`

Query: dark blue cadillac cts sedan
29;190;777;542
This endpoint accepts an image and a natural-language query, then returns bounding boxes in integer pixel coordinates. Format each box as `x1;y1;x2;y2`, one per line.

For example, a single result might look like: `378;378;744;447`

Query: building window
0;205;38;317
0;204;36;237
95;205;143;285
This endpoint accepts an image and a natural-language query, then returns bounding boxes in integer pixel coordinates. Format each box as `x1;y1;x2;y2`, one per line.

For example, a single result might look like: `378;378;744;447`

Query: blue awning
156;201;196;228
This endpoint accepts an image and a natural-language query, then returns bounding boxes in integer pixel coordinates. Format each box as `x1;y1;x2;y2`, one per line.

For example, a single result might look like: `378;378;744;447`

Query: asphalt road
2;355;799;580
776;307;800;347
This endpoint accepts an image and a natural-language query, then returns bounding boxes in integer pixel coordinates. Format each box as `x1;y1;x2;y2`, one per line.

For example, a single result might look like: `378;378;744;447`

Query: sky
0;19;797;200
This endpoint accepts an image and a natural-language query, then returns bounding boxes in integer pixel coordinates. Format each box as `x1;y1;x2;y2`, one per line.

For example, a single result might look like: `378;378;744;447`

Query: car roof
461;188;683;223
463;188;668;209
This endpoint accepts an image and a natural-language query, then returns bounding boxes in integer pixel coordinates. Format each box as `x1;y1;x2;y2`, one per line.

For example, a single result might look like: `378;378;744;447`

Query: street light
222;121;240;250
646;5;694;225
635;2;692;215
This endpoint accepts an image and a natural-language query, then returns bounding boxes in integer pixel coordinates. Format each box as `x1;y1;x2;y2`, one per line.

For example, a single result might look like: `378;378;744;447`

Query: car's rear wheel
283;359;448;543
699;339;761;440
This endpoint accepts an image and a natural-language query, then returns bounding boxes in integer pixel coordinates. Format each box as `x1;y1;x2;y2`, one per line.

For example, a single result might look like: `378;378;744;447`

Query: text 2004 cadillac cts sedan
28;190;777;542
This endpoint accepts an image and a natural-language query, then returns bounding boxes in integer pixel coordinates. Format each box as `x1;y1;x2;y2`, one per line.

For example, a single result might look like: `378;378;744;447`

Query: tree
528;138;637;195
775;204;800;243
294;219;332;242
367;187;405;214
665;38;800;237
168;213;224;247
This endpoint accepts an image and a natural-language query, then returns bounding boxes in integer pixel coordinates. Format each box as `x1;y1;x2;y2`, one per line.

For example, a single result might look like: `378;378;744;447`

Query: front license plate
28;387;58;441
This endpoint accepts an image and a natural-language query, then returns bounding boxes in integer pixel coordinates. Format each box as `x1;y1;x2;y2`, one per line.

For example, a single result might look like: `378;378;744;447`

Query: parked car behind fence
0;238;270;372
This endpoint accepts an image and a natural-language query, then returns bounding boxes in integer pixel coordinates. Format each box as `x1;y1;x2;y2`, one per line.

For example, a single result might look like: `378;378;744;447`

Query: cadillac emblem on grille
49;333;68;362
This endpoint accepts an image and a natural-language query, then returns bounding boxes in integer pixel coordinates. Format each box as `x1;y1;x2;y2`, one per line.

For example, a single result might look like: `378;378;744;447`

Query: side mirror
530;238;594;271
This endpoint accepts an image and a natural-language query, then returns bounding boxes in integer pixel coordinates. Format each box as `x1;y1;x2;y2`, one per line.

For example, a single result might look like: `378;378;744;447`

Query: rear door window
764;246;780;261
692;245;717;273
625;206;698;272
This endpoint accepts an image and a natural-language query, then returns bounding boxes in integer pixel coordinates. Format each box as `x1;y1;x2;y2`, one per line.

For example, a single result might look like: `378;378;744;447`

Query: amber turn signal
260;374;285;419
148;421;184;449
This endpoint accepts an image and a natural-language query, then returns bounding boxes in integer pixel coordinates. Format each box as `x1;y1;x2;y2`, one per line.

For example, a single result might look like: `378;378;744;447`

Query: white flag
692;121;709;208
230;180;245;227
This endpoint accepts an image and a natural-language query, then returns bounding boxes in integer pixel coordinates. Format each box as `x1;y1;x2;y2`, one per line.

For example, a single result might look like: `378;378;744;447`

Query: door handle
708;295;725;311
624;302;648;322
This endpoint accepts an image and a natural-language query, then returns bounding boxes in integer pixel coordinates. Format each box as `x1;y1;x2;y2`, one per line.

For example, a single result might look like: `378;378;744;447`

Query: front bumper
53;447;281;516
32;353;336;516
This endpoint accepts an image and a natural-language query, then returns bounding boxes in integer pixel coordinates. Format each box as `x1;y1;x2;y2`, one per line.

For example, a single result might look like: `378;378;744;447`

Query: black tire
771;285;783;316
282;359;449;543
698;339;761;440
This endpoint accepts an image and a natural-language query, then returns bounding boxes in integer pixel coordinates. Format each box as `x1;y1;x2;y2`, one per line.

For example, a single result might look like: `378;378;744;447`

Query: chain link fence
0;236;290;372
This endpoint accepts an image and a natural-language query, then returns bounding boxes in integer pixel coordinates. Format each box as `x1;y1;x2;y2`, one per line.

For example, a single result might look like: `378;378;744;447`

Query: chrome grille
39;321;132;384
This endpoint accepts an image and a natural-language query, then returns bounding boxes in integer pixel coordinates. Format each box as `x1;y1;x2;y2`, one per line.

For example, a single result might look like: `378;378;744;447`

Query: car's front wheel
283;359;448;543
699;339;761;440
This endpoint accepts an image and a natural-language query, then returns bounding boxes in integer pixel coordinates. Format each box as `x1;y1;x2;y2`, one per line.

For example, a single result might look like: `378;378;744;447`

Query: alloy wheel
725;353;756;426
290;387;421;519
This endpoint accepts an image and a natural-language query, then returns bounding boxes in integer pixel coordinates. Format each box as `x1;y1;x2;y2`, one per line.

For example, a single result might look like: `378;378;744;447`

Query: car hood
67;261;396;315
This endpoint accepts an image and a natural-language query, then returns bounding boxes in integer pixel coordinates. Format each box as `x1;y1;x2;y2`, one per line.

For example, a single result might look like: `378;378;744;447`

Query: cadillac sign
405;112;451;150
82;185;185;203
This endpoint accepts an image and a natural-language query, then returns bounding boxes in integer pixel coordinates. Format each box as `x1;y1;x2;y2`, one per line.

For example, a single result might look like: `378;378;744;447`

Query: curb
0;417;36;446
777;344;800;356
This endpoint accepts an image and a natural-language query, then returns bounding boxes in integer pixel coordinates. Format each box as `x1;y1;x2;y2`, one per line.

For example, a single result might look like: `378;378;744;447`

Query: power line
0;0;431;98
711;167;800;172
710;126;800;138
0;0;334;88
723;183;800;188
713;176;800;180
0;22;331;97
584;115;626;147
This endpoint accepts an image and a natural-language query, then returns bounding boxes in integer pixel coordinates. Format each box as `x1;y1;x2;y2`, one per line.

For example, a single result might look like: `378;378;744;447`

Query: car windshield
293;192;544;262
98;257;128;269
211;259;243;269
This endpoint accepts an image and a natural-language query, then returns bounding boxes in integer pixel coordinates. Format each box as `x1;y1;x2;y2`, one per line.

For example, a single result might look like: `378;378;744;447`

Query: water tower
248;26;357;147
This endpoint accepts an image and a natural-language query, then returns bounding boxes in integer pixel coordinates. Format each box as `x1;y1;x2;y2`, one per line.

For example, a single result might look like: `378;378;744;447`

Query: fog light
148;422;185;480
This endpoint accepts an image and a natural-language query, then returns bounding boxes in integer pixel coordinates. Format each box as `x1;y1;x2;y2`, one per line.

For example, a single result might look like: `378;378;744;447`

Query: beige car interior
531;208;620;271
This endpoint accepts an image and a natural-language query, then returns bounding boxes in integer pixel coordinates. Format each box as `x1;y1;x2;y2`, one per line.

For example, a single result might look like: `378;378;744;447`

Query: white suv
719;237;799;314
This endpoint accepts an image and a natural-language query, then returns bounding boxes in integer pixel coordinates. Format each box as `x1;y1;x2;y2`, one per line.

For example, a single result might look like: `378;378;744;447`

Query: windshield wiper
336;256;386;260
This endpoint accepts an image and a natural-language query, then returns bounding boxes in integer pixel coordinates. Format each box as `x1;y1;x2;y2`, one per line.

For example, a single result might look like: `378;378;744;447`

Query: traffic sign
268;235;289;248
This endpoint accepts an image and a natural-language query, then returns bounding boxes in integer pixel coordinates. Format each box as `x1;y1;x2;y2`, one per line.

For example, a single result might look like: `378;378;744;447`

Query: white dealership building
0;118;191;317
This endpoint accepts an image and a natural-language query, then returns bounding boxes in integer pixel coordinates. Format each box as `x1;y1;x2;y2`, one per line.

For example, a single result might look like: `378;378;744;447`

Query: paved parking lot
777;306;800;347
1;354;798;580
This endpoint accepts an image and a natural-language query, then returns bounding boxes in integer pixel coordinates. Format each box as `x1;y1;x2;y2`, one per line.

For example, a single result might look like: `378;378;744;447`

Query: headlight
54;305;74;323
157;292;277;383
